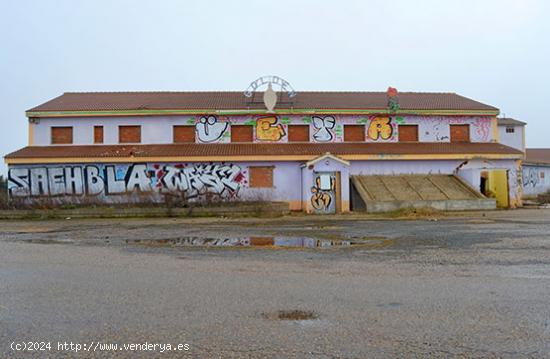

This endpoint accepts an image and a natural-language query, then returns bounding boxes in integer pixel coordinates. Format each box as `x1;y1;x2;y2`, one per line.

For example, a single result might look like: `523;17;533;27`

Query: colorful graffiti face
256;116;286;141
8;163;245;200
368;117;393;141
196;116;229;143
312;116;336;142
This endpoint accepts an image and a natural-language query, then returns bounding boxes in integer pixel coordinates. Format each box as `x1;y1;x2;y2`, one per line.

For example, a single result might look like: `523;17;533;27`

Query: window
450;124;470;143
118;125;141;143
231;125;253;142
288;125;310;142
344;125;365;142
173;126;195;143
541;172;545;179
398;125;419;142
51;127;73;144
94;126;104;144
249;166;274;188
506;127;515;133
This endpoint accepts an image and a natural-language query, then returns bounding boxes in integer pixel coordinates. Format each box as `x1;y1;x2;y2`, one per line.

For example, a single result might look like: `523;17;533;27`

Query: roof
26;91;499;115
498;118;526;126
305;153;350;167
525;148;550;165
5;143;523;163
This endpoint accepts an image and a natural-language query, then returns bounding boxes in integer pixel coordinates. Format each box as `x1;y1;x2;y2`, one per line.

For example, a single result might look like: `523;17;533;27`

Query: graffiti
256;116;286;141
523;168;540;188
196;116;229;143
8;163;245;200
312;116;336;142
155;163;243;198
433;118;450;141
473;119;491;142
368;117;393;141
310;174;335;211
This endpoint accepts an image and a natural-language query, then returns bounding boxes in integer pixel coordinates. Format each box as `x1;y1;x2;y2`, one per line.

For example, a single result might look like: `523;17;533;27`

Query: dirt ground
1;209;550;358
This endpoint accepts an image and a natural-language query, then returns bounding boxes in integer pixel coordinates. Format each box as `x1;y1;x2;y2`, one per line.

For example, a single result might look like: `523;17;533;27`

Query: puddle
24;239;74;245
262;310;318;321
127;236;378;249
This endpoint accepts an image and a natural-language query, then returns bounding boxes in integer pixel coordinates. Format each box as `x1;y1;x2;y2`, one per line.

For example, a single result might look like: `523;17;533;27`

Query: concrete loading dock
350;174;496;212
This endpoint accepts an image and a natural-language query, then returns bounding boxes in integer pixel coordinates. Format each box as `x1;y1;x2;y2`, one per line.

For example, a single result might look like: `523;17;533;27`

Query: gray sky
1;0;549;175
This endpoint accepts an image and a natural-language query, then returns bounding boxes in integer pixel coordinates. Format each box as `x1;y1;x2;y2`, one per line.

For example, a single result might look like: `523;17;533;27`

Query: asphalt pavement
1;209;550;358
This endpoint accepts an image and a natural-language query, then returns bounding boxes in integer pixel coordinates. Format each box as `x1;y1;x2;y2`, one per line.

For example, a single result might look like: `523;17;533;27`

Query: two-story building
4;86;524;213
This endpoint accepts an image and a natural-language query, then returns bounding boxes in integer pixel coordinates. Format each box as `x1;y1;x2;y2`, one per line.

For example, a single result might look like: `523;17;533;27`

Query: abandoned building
4;79;525;213
522;149;550;197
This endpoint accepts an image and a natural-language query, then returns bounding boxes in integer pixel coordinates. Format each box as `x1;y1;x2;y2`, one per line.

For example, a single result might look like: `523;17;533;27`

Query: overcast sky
1;0;549;175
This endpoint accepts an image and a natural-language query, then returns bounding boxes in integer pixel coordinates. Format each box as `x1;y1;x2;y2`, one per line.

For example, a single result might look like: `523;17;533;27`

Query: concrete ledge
363;199;497;213
0;202;290;219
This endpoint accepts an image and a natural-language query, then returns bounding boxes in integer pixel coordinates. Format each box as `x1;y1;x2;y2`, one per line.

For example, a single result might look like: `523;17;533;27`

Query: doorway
311;172;339;214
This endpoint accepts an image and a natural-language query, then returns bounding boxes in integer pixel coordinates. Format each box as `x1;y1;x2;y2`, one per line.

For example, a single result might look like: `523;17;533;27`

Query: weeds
377;207;445;219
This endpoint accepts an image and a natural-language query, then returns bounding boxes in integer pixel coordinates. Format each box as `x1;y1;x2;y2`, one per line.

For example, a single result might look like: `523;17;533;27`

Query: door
311;172;337;214
487;169;509;208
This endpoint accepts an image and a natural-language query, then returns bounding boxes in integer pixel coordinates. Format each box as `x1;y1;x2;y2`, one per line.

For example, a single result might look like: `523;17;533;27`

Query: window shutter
344;125;365;142
249;166;274;188
119;126;141;143
51;127;73;144
173;126;195;143
288;125;310;142
231;125;253;142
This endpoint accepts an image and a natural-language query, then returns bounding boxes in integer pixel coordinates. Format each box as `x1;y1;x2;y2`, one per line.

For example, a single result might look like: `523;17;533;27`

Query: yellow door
487;170;509;208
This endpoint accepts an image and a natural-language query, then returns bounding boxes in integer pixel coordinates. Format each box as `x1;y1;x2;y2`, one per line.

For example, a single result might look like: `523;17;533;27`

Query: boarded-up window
94;126;104;144
51;127;73;144
450;124;470;143
288;125;310;142
231;125;253;142
119;125;141;143
249;166;274;188
173;126;195;143
398;125;419;142
344;125;365;142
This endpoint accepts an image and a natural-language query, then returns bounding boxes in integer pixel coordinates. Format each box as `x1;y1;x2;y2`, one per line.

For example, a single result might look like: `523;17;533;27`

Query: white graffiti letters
159;164;242;198
8;163;244;200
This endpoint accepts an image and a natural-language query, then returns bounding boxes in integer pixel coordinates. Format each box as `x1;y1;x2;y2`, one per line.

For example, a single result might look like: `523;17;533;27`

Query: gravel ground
1;209;550;358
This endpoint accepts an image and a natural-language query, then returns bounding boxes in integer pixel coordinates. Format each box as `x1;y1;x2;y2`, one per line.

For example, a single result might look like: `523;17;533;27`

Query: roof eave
26;108;500;118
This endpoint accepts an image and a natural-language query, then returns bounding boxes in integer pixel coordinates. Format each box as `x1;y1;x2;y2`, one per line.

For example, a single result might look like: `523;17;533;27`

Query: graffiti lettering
159;164;242;198
368;117;393;141
196;116;229;143
8;163;245;200
312;116;336;142
256;116;285;141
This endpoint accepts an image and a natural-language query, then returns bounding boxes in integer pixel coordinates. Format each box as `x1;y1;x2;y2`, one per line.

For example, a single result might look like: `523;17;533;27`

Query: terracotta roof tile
5;143;522;161
498;118;526;126
525;148;550;165
27;91;498;113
